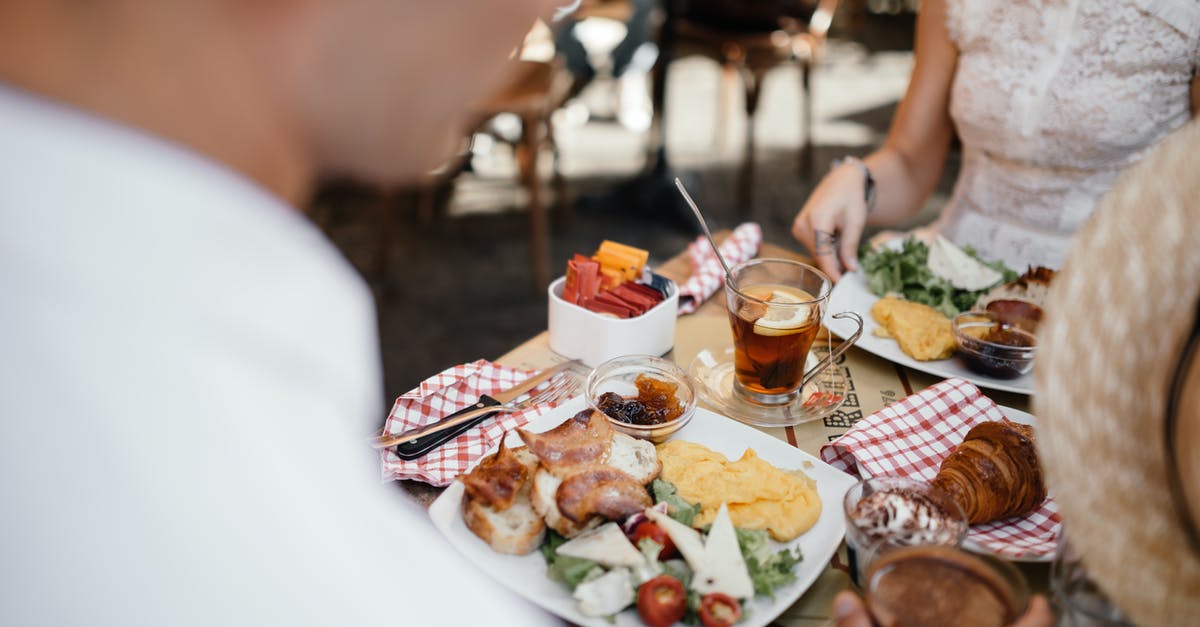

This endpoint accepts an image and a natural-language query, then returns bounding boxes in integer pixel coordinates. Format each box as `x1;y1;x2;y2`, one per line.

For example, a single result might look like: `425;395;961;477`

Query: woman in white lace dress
792;0;1199;279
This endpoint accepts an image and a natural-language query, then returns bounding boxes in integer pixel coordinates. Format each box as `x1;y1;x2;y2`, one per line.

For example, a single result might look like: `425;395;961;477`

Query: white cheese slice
557;522;644;567
690;503;755;599
644;508;707;568
927;235;1003;291
574;567;635;617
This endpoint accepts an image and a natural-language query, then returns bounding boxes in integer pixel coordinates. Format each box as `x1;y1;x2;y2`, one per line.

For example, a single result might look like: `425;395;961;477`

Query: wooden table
408;233;1045;625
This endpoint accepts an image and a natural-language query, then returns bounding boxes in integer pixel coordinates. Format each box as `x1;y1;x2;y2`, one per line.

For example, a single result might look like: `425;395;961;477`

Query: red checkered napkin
379;360;570;486
820;378;1061;560
676;222;762;314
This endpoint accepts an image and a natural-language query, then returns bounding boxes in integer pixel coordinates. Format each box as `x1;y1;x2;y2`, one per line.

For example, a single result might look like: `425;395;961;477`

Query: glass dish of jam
595;374;685;426
586;355;697;442
952;312;1037;379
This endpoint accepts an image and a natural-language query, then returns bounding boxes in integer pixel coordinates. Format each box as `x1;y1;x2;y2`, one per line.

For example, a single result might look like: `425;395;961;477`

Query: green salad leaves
651;478;702;526
735;528;802;599
859;239;1016;318
541;530;602;588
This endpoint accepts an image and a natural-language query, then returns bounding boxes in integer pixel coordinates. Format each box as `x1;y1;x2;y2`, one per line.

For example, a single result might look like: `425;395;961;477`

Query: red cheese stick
564;255;601;305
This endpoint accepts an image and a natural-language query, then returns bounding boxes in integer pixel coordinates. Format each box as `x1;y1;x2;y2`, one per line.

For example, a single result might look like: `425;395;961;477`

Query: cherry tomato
636;575;687;627
698;592;742;627
631;521;678;559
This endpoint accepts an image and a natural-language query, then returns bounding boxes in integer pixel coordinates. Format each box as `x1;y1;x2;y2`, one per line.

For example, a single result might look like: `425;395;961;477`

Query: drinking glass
1051;536;1135;626
724;258;832;405
865;545;1030;627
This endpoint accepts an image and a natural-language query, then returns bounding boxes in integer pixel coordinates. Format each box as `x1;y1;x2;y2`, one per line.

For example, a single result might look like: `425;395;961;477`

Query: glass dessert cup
842;477;969;585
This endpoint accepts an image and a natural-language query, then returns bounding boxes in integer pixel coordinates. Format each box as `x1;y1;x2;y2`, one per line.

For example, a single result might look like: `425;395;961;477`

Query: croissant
931;421;1047;525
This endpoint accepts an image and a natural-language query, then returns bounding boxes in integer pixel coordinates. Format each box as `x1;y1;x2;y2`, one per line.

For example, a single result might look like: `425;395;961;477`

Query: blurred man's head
0;0;560;200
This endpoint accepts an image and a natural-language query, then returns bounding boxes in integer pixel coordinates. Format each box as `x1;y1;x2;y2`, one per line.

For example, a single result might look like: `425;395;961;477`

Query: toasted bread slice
462;479;545;555
606;433;661;485
530;467;600;538
460;441;540;510
510;444;539;471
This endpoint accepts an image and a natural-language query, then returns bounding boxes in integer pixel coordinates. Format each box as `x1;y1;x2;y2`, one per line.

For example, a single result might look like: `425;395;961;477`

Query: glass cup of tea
724;258;860;405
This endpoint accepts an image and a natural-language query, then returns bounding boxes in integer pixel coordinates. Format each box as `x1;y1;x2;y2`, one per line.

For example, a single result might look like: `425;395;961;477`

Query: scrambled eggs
656;440;821;541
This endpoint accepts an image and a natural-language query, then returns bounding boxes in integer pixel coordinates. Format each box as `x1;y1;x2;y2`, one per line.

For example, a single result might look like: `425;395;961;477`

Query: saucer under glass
688;335;847;428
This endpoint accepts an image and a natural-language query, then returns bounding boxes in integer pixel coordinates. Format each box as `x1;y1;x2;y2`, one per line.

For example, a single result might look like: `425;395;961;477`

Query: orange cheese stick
593;240;649;283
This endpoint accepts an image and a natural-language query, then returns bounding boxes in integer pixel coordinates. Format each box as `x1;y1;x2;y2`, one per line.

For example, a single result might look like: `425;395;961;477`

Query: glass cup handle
800;311;864;390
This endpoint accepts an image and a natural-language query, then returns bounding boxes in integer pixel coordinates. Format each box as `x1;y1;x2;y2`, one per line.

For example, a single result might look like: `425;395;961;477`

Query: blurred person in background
792;0;1199;280
0;1;562;625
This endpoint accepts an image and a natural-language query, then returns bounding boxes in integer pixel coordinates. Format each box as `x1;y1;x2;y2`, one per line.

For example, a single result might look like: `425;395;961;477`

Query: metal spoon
674;178;734;282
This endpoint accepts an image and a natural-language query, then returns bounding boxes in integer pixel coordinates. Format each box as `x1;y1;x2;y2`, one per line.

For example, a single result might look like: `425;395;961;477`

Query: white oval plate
826;271;1033;395
428;396;859;626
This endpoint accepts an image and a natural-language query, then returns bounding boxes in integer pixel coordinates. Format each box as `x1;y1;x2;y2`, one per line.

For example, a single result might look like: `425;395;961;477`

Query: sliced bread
462;478;545;555
606;433;662;485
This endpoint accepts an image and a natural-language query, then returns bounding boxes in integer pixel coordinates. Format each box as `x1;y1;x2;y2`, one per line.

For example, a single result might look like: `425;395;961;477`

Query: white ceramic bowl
547;275;678;367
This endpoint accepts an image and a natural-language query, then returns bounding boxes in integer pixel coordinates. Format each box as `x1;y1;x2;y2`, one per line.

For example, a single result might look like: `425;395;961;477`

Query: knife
381;359;580;460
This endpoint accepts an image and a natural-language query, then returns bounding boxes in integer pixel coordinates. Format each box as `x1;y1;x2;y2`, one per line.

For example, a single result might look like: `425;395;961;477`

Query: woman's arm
792;0;959;281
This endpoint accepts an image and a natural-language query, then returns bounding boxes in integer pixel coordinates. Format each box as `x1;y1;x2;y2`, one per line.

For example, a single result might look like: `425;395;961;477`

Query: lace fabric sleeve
1131;0;1200;69
943;0;965;48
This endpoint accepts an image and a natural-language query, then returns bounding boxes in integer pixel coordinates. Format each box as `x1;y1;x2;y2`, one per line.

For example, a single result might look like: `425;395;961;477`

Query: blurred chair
407;24;573;290
467;58;573;289
650;0;839;207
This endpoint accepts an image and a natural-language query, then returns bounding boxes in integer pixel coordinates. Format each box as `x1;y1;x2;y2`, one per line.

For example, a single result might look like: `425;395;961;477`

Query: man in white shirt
0;1;561;624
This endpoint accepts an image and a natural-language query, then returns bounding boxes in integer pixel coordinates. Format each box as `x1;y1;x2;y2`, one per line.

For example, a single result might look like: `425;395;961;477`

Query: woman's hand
791;162;871;282
831;590;1056;627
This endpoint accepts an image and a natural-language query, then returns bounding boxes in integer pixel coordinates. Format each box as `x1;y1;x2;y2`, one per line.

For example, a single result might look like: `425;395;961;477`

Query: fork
369;373;580;449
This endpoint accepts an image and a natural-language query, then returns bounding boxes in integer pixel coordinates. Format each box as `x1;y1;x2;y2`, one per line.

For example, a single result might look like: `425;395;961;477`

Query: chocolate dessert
849;487;967;547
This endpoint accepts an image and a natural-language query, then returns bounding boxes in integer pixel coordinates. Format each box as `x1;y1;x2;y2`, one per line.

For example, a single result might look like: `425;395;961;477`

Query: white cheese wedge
927;235;1003;291
574;568;634;617
557;522;644;568
644;508;707;568
691;503;755;599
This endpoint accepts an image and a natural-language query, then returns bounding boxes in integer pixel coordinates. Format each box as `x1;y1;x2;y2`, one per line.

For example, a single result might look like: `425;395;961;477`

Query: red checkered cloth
379;360;571;486
676;222;762;315
820;377;1061;560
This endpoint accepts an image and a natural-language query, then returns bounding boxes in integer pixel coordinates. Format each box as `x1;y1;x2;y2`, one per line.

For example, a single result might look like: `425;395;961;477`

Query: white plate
855;405;1056;563
428;397;859;626
826;271;1033;395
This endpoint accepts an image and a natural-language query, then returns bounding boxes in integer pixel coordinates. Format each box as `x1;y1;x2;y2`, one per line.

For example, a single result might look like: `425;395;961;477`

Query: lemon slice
752;290;816;336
